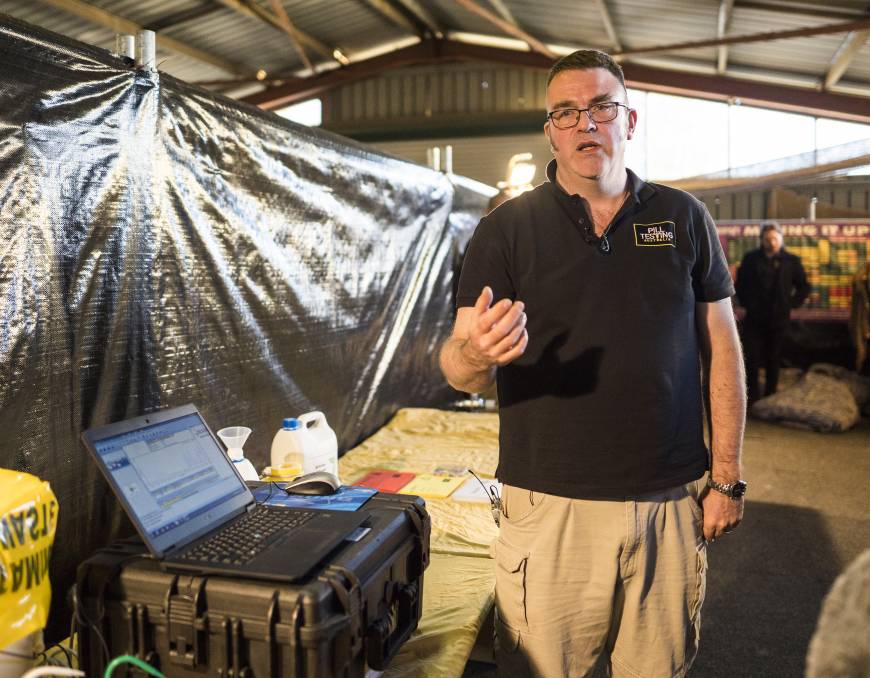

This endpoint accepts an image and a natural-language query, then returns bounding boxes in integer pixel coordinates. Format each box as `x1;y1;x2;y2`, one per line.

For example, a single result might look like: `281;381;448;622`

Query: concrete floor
463;416;870;677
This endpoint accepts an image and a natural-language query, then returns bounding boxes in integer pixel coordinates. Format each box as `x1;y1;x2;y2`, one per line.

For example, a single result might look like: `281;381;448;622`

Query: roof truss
241;38;870;124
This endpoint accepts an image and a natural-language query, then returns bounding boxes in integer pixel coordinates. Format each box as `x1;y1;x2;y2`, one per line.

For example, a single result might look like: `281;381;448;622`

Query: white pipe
136;30;156;71
115;34;135;60
444;145;453;174
426;147;441;172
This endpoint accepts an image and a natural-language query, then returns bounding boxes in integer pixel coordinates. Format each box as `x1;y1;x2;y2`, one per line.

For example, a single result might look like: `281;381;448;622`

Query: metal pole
136;30;156;71
115;34;135;60
808;196;818;221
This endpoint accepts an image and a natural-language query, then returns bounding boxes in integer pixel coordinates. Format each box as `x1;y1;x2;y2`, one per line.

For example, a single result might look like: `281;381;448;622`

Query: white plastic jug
271;413;339;479
298;411;339;478
270;418;310;471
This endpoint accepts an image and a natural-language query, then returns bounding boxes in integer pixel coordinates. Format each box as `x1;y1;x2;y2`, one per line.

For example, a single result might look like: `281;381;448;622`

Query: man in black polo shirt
735;222;810;403
440;50;746;677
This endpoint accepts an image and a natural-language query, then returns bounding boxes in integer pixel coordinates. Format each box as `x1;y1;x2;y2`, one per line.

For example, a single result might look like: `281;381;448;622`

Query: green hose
103;655;166;678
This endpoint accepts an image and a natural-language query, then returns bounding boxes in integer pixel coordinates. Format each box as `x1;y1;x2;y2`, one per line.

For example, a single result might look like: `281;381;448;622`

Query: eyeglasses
547;102;631;129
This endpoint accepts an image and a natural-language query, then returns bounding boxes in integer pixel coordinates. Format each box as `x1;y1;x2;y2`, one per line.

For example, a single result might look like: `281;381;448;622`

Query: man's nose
578;111;597;132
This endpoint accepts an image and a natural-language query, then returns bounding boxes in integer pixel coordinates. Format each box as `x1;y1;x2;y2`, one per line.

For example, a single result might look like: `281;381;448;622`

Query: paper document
451;476;502;504
399;474;466;499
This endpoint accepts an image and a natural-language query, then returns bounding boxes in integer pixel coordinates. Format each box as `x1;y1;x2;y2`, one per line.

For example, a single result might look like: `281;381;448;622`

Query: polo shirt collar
545;158;654;205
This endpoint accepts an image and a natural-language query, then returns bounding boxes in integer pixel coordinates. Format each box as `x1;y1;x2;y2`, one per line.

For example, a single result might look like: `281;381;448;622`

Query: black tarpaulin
0;15;487;639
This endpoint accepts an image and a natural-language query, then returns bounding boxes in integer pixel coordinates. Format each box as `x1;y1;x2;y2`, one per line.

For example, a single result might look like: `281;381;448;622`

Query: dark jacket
735;248;811;328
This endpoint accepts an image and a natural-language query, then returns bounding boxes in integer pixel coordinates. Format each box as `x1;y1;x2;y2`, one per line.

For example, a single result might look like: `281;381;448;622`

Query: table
339;408;500;677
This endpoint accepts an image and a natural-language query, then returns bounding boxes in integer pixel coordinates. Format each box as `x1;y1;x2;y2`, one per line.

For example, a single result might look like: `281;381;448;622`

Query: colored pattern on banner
0;470;58;649
717;222;870;321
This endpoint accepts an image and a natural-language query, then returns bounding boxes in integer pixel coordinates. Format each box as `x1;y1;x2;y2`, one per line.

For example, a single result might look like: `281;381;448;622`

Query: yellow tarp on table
338;408;500;677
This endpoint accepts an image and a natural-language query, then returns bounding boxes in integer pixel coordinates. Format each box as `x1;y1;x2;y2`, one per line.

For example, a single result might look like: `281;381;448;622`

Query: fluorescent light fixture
332;49;350;65
447;31;591;57
345;36;420;63
447;31;530;52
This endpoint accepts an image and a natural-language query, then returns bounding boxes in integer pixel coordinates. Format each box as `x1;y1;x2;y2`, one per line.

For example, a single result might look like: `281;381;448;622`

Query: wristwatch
706;476;748;499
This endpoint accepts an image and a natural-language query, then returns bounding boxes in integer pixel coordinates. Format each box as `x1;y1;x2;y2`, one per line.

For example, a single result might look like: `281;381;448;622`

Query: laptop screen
91;412;251;555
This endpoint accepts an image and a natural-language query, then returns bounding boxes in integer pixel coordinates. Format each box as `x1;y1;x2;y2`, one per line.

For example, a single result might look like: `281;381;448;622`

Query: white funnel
217;426;251;461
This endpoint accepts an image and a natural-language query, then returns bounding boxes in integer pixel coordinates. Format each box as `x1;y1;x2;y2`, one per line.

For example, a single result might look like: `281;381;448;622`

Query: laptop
81;404;370;583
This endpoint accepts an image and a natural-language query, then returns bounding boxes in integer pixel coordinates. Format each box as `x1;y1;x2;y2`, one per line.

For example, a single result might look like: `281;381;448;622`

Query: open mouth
576;142;600;152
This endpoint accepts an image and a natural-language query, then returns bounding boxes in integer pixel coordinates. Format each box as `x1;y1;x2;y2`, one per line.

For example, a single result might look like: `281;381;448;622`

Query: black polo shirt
456;161;735;499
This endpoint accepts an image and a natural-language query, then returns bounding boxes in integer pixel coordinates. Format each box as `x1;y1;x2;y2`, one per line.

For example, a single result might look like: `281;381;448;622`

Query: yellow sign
0;469;58;649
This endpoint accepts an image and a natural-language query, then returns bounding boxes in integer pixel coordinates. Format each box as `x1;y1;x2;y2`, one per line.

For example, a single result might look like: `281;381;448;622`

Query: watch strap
706;476;747;499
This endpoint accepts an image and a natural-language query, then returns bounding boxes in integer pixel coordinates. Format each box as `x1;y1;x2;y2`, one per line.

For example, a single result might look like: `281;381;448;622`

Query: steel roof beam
716;0;735;74
267;0;313;72
240;38;870;123
213;0;334;61
613;18;870;58
393;0;442;37
734;1;870;22
486;0;517;25
825;29;870;90
670;153;870;194
593;0;622;52
142;3;221;32
35;0;249;75
244;39;442;109
622;60;870;123
450;0;556;58
358;0;422;35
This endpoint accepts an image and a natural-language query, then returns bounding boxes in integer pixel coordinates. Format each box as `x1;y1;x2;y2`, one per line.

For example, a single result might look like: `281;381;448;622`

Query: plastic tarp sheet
339;408;500;676
0;15;488;640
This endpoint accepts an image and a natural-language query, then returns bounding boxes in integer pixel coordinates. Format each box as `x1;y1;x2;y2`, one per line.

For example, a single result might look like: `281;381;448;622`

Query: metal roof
1;0;868;121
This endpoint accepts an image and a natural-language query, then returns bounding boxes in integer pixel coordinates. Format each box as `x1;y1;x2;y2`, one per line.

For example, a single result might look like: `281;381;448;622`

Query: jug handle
298;411;325;429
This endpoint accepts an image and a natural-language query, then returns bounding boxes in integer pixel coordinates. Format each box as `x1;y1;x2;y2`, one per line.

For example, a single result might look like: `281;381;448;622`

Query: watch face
731;480;747;498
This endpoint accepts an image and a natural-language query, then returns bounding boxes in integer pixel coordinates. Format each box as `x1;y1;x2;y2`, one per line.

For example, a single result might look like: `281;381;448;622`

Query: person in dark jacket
735;222;811;403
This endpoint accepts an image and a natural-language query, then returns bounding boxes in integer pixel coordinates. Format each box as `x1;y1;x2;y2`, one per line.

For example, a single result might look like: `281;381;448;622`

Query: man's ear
544;125;557;154
626;108;638;140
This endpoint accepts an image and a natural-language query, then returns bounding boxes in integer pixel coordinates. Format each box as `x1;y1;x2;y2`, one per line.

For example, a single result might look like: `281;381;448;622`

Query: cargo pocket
501;484;546;525
494;538;530;635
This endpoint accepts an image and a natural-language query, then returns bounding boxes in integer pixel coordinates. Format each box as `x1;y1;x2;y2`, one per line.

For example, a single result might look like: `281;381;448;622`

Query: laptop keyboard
179;506;317;566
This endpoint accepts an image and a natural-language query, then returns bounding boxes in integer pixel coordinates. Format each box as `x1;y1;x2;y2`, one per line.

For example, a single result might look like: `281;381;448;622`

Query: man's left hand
700;489;744;542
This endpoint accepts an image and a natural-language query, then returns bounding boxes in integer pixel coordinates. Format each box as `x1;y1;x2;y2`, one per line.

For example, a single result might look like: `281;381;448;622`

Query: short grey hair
547;50;626;93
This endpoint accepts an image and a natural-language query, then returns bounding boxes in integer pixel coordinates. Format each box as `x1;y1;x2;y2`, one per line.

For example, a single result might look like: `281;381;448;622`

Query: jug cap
282;417;301;430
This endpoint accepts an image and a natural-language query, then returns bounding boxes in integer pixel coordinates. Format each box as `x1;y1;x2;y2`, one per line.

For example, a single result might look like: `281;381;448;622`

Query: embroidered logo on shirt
634;221;676;247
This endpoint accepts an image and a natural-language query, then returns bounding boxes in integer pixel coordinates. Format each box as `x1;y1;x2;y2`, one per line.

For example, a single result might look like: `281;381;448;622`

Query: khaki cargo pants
493;480;707;678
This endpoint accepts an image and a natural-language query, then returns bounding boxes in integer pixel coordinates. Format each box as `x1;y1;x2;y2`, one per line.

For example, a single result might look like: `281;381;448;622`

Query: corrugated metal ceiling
1;0;868;111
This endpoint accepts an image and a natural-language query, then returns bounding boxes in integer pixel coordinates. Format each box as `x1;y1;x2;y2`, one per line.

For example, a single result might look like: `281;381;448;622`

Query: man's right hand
461;286;528;369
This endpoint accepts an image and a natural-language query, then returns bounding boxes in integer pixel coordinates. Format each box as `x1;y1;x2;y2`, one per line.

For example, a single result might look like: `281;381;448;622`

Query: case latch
166;578;206;668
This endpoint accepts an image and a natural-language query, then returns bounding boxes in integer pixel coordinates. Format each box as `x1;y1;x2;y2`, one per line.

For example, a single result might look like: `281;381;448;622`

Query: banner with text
717;222;870;321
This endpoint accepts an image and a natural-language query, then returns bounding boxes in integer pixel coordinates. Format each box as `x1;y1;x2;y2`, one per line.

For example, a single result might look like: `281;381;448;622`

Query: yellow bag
0;469;58;649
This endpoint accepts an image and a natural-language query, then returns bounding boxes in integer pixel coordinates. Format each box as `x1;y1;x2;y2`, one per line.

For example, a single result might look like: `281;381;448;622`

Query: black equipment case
75;493;429;678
